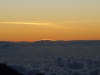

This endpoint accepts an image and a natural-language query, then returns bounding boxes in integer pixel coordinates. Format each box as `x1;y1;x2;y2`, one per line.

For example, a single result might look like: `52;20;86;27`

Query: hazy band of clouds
0;22;53;26
0;21;82;29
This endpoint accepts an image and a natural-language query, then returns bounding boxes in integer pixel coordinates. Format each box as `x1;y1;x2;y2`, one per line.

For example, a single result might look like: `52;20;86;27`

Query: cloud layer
0;22;52;26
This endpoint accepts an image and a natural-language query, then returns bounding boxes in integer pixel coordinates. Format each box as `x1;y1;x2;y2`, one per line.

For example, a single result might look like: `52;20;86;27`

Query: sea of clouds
0;40;100;75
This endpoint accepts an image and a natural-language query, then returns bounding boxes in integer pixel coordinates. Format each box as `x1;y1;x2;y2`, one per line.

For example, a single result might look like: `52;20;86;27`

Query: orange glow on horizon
0;21;100;42
0;0;100;41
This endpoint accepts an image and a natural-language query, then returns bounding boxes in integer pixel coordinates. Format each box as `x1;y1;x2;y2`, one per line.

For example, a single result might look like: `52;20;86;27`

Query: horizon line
0;40;100;42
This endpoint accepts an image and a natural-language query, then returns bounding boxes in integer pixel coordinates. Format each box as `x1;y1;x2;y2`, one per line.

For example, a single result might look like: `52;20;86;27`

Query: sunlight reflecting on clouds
0;22;52;26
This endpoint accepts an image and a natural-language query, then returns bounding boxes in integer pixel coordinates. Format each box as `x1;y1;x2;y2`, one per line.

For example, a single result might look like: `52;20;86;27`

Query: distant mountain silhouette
0;63;23;75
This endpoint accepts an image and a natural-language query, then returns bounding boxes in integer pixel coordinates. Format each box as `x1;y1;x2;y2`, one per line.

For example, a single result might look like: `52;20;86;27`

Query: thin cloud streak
0;22;52;26
0;21;77;29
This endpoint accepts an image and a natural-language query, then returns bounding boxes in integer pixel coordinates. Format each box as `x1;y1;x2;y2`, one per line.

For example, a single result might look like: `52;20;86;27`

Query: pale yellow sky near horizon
0;0;100;41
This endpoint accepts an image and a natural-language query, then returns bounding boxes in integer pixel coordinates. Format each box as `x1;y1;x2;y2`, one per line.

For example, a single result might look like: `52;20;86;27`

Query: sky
0;0;100;41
